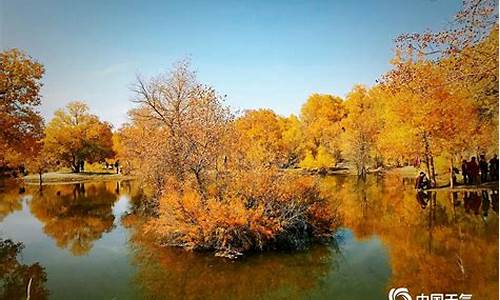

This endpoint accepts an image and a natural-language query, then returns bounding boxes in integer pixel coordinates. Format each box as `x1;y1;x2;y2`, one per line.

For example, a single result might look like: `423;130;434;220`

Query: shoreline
22;172;135;185
425;181;499;192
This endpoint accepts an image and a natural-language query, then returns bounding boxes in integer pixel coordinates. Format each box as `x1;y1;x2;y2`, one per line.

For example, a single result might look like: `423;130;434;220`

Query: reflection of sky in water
309;229;390;299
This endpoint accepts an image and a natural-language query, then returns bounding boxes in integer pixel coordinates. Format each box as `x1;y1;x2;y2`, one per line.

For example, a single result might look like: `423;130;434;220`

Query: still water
0;174;497;300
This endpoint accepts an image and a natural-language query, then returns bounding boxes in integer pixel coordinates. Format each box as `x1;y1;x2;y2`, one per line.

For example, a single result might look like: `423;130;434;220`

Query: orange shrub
146;169;340;258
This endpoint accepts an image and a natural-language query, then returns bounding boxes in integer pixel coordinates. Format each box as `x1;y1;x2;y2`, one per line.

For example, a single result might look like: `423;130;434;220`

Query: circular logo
388;288;412;300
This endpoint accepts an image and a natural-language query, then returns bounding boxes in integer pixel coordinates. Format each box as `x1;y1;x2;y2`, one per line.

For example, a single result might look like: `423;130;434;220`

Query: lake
0;174;498;299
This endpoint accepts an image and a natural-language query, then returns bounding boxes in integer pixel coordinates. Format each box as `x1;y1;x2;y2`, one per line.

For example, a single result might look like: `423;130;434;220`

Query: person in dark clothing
479;155;488;183
114;160;120;174
415;172;430;190
490;155;499;181
461;159;469;185
468;157;480;185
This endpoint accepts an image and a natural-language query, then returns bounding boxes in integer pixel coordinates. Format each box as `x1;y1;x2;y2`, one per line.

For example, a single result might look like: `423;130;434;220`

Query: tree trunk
38;171;43;190
450;158;454;189
423;133;432;181
71;156;79;173
430;155;437;187
425;154;431;181
193;168;207;202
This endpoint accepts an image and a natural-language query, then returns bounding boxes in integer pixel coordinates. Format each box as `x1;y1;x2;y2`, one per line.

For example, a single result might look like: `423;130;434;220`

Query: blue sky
1;0;461;127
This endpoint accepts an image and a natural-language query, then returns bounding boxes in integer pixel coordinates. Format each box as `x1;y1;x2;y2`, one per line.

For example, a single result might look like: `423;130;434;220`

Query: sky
1;0;462;127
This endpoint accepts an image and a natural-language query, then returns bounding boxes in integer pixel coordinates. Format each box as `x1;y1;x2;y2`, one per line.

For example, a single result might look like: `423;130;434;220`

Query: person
415;172;430;190
489;154;499;181
467;157;479;185
479;155;489;183
114;160;120;174
450;167;458;186
461;159;469;185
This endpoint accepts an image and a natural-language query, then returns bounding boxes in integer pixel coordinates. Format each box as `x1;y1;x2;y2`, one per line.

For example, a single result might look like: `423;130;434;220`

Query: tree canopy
0;49;45;167
43;101;114;172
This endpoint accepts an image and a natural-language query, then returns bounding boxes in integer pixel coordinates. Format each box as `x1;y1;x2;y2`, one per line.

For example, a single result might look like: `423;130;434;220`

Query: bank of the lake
22;171;134;185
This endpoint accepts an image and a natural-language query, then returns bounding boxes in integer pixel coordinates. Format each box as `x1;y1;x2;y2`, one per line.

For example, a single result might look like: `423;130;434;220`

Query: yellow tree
129;60;233;197
300;93;346;168
279;114;303;167
24;139;54;188
234;109;288;167
0;49;45;167
382;61;477;185
43;101;114;172
342;85;383;176
383;0;498;184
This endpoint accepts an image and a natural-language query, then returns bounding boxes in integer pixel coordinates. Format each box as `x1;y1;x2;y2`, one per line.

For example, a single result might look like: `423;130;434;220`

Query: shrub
146;169;339;258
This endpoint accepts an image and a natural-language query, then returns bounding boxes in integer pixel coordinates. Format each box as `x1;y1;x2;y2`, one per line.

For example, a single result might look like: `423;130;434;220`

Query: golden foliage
299;93;346;167
341;85;383;175
43;101;114;172
0;49;45;167
147;168;339;258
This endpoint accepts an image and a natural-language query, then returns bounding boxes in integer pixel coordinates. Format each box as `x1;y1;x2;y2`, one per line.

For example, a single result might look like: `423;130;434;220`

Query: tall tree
0;49;45;167
234;109;287;167
43;101;114;172
129;60;232;196
382;0;498;184
381;61;477;184
342;85;383;176
300;93;346;168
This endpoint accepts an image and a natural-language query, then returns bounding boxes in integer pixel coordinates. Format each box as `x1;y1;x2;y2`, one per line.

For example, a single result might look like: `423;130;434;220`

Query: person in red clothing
467;157;480;185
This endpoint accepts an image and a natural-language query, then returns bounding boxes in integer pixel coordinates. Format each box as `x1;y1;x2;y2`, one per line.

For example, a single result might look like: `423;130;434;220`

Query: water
0;175;497;300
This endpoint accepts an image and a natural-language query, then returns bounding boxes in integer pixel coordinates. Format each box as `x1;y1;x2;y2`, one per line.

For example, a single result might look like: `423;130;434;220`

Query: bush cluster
146;169;339;258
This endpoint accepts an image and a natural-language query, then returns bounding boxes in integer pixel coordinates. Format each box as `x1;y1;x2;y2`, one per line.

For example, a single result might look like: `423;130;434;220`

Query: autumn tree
24;139;54;188
234;109;288;167
300;93;346;169
342;85;383;176
382;61;478;184
0;49;45;168
43;101;114;173
123;61;339;258
129;60;232;197
279;114;303;167
381;0;498;184
394;0;498;121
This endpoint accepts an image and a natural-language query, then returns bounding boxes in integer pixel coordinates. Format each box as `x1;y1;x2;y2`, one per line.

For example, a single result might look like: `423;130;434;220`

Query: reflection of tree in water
0;238;49;300
0;184;25;222
29;182;119;255
125;221;338;300
321;174;499;300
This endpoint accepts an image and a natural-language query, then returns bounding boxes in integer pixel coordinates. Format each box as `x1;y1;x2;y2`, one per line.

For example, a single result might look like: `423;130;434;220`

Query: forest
1;0;498;258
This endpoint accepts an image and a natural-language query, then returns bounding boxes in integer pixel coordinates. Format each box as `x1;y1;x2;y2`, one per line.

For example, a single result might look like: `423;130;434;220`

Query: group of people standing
461;154;498;185
415;154;498;191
